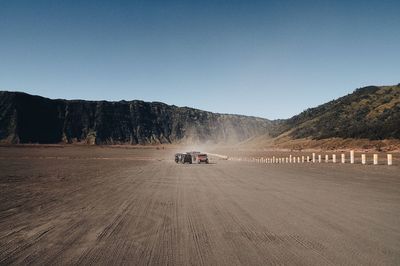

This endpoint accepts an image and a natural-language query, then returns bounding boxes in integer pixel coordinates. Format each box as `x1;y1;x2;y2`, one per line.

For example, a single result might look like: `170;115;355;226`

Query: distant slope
0;91;272;144
271;85;400;140
240;84;400;150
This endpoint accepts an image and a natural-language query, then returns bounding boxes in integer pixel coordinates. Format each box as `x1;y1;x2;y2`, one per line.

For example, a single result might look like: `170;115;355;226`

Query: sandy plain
0;146;399;265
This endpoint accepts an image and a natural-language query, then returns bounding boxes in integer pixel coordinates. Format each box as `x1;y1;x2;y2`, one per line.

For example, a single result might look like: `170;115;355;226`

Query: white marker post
332;154;336;163
350;150;355;164
289;155;292;163
318;155;321;163
312;153;316;163
361;154;366;165
306;156;310;162
387;154;392;166
373;154;378;165
341;153;345;163
325;155;329;163
297;157;300;163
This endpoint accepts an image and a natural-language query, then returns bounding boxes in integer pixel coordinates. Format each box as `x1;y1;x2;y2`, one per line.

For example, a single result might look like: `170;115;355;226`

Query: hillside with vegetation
271;85;400;140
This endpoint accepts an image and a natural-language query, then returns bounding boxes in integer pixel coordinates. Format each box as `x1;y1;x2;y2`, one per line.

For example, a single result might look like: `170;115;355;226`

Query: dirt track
1;146;400;265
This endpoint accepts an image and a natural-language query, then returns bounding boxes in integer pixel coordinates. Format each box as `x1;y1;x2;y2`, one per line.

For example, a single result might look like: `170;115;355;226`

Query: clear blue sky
0;0;399;119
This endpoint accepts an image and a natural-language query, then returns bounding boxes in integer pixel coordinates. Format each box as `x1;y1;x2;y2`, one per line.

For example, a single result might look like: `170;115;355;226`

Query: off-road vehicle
197;154;209;164
175;153;183;163
183;153;192;164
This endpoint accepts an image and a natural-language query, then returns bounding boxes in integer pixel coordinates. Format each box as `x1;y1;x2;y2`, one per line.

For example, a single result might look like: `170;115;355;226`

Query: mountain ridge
0;91;272;145
271;84;400;140
240;84;400;150
1;84;399;146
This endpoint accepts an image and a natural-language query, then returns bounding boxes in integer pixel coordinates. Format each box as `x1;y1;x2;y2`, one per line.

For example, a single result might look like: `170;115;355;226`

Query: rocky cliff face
0;91;272;144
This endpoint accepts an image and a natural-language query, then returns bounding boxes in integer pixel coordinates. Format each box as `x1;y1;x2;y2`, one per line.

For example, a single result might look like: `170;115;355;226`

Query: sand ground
0;146;399;265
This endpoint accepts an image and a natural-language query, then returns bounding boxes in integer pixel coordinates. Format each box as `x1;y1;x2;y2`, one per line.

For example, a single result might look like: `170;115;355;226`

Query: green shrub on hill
273;85;400;140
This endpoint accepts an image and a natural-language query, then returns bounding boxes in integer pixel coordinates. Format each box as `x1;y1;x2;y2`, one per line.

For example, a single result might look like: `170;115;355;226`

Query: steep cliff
0;91;272;144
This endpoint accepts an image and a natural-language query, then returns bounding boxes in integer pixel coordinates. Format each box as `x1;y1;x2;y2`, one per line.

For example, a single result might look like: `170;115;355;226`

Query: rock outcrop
0;91;272;144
